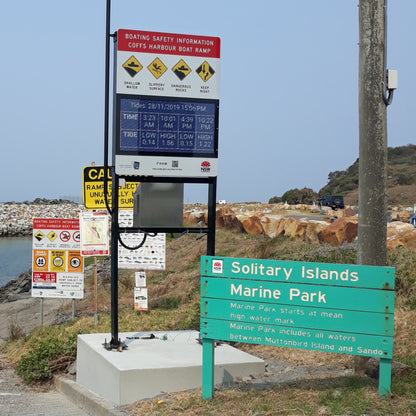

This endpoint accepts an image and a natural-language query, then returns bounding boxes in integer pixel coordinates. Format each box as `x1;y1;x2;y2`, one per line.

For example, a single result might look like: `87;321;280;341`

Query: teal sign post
200;256;395;399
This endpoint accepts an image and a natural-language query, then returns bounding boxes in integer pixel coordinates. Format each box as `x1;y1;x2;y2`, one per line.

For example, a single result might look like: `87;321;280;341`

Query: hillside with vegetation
3;230;416;415
319;144;416;206
269;144;416;206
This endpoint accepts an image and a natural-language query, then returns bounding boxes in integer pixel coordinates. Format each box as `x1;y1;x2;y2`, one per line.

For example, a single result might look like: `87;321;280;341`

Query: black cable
118;232;147;251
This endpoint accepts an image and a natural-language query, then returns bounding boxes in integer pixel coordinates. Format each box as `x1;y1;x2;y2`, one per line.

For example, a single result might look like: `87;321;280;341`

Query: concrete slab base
76;331;264;405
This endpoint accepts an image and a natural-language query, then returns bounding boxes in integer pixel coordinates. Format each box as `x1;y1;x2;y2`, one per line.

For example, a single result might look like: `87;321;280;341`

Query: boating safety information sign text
114;29;220;178
32;218;84;299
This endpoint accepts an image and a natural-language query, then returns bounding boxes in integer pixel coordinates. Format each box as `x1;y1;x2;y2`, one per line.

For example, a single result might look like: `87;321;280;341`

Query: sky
1;1;415;204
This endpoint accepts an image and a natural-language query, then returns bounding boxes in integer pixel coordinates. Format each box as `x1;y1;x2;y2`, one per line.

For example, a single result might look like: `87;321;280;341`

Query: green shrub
15;329;77;384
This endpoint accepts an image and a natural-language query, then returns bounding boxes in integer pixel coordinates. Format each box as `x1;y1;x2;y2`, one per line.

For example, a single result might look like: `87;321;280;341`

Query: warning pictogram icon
60;231;71;242
122;56;143;77
36;256;46;268
53;256;63;268
34;231;44;242
51;250;66;271
47;231;58;242
70;257;81;268
196;61;215;82
147;57;167;79
172;59;191;80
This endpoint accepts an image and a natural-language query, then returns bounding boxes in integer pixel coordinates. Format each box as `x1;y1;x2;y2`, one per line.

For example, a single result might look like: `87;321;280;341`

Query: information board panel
116;29;220;99
32;218;84;299
114;29;220;177
79;211;110;256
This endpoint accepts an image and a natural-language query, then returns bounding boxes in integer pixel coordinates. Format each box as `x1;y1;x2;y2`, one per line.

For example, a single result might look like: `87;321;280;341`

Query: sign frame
32;218;84;299
114;28;220;178
200;256;395;399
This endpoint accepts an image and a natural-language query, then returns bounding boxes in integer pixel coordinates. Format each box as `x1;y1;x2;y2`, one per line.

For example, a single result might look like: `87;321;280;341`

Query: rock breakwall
185;204;416;248
0;202;83;237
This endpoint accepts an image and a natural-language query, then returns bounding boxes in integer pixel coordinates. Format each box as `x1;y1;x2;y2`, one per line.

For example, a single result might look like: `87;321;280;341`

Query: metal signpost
200;256;395;398
103;25;220;350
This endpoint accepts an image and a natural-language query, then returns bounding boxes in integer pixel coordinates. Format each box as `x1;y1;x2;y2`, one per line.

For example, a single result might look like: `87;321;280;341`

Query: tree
268;196;281;204
281;188;318;205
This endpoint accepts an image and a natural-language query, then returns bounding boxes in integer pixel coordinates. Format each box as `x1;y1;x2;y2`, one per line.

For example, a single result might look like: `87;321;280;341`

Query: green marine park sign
200;256;395;399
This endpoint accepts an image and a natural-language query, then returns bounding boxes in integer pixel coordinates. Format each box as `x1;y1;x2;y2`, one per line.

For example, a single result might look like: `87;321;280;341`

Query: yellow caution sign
34;231;45;242
82;166;140;210
122;55;143;77
147;57;167;79
172;59;191;80
47;231;58;243
196;61;215;82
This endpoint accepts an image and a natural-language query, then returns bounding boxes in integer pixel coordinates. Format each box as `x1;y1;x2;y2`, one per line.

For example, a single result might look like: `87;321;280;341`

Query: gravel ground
0;357;89;416
0;295;73;345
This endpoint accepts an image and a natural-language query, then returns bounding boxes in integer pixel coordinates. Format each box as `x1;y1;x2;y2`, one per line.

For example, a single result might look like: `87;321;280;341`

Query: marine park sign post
200;256;395;399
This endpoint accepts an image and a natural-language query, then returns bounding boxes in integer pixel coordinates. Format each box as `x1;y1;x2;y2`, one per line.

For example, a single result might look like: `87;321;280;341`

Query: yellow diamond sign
147;57;167;79
47;231;58;242
34;231;45;242
196;61;215;82
172;59;191;80
122;55;143;77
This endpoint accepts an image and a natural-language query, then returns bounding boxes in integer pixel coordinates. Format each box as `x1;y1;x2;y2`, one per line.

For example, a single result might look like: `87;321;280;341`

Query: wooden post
94;256;98;323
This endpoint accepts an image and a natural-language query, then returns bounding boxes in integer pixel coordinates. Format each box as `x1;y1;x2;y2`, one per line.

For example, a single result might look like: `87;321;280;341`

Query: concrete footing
76;331;265;405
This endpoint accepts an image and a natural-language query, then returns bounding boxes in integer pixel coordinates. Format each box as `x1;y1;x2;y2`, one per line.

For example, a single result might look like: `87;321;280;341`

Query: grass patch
127;377;416;415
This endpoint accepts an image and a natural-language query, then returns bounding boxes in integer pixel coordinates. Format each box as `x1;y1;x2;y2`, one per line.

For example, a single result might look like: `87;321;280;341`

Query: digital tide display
117;96;218;156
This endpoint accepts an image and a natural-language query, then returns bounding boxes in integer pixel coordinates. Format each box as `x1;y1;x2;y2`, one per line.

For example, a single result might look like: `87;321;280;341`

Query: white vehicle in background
217;200;227;205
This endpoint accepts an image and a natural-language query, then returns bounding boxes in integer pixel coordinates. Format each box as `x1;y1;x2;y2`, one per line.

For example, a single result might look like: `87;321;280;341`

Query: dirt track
0;295;72;344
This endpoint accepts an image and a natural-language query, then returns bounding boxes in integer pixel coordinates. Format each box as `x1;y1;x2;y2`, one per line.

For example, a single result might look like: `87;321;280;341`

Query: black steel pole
110;168;119;347
103;0;112;213
207;178;217;256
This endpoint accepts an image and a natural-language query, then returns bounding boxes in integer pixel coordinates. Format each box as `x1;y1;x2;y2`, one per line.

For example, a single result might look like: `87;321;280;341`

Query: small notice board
32;218;84;299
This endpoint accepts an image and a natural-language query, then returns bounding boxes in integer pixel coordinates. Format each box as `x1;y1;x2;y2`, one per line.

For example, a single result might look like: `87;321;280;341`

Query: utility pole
358;0;388;267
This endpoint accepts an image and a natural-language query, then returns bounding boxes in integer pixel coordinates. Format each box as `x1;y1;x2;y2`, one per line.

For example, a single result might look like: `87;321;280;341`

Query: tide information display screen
117;96;218;157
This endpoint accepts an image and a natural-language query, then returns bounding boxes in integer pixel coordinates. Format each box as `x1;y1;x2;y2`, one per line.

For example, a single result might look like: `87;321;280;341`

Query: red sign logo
201;161;211;173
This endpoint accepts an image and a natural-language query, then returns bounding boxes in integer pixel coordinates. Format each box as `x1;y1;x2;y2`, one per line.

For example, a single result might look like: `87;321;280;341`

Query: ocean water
0;237;32;287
